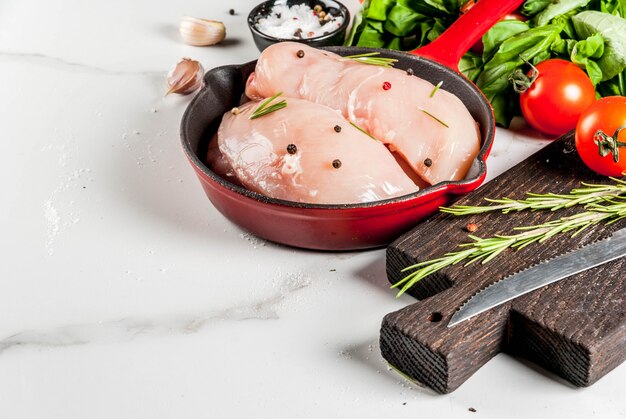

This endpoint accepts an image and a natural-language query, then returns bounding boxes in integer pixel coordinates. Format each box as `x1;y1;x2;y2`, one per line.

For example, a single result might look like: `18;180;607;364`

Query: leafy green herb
394;203;626;296
441;178;626;215
602;0;626;17
346;0;462;50
476;23;563;125
522;0;553;17
568;33;606;85
249;92;287;120
344;52;398;67
532;0;591;27
396;203;626;297
419;108;449;127
572;11;626;82
457;51;483;82
598;68;626;96
394;178;626;296
429;81;443;97
482;20;530;59
345;0;626;128
349;121;382;142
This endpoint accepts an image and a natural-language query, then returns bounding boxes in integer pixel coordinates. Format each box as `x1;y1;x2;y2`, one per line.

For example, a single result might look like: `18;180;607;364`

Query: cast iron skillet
181;0;524;250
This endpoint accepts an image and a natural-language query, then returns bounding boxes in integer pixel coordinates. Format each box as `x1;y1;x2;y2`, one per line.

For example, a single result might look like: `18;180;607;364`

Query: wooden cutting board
382;132;626;394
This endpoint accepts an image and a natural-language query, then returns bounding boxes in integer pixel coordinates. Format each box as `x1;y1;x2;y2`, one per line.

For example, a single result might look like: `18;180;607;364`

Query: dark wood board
382;132;626;394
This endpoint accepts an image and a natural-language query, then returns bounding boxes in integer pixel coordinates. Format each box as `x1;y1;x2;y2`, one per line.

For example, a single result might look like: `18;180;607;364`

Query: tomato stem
594;124;626;163
509;57;538;94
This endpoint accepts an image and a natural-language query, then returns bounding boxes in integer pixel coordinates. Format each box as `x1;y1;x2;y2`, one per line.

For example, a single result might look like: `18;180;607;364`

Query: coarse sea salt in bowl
247;0;350;51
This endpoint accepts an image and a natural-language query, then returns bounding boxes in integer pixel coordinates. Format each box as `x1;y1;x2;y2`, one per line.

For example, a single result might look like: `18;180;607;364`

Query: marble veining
2;1;624;416
0;50;164;76
0;273;311;355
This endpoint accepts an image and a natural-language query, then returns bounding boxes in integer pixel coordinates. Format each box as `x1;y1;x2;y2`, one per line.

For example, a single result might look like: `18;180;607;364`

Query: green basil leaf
440;0;464;14
355;23;387;47
553;11;579;38
522;0;552;17
366;0;397;21
569;33;605;84
396;0;450;17
345;4;367;45
386;36;403;49
476;24;563;125
482;20;530;60
490;91;518;128
532;0;591;26
532;49;553;64
600;0;626;17
459;52;484;82
550;36;569;55
416;20;436;45
573;11;626;81
597;69;626;95
421;0;454;14
369;20;385;32
426;18;447;42
384;3;427;36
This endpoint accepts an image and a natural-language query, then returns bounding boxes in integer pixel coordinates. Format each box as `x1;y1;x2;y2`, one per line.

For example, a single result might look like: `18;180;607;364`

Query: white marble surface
1;1;623;418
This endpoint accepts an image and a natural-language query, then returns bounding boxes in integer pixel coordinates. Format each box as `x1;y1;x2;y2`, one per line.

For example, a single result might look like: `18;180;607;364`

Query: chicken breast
245;42;481;185
216;98;419;204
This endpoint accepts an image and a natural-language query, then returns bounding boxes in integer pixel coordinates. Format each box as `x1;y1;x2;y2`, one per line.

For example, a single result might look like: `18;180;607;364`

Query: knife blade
448;227;626;328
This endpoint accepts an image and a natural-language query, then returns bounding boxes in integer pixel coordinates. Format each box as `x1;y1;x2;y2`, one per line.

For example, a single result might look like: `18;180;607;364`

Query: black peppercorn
424;158;432;167
334;125;342;133
296;49;305;58
332;159;342;169
287;144;298;154
229;9;235;15
406;68;414;76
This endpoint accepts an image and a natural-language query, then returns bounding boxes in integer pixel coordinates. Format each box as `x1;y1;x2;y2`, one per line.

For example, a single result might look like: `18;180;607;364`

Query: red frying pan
181;0;524;250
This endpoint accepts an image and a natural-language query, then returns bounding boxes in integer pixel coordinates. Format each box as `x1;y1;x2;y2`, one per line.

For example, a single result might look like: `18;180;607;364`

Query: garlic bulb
180;16;226;46
166;58;204;95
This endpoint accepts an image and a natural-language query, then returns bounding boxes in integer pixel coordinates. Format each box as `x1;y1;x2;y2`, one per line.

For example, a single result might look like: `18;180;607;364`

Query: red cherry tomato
519;59;596;137
575;96;626;177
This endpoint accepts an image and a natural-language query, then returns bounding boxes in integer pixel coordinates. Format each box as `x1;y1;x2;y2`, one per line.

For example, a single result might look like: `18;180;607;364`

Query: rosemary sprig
344;52;398;67
441;178;626;215
349;121;382;142
249;92;287;120
430;81;443;98
393;199;626;297
419;108;449;128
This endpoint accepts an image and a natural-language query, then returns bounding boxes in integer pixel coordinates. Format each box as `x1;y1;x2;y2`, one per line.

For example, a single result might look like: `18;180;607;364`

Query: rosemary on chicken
394;178;626;297
249;92;287;120
344;52;397;67
419;108;449;128
349;121;382;142
429;81;443;98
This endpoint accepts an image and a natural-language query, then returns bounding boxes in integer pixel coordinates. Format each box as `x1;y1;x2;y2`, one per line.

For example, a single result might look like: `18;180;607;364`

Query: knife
448;227;626;327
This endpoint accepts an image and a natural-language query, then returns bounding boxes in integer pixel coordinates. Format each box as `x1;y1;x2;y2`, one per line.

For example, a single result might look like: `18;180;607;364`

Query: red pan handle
412;0;525;71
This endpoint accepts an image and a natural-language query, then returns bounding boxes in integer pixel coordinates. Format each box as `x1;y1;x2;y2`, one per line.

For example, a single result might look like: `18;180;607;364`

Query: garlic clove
166;58;204;95
180;16;226;46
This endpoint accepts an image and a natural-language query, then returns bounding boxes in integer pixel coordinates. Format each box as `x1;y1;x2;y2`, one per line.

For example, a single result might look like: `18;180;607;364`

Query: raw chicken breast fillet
246;42;481;185
216;98;419;204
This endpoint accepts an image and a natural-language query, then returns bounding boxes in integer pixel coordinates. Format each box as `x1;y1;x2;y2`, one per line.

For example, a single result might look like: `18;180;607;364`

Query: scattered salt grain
255;3;343;40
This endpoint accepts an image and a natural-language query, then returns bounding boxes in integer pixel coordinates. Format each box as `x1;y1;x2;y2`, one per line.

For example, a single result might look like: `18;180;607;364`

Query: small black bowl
247;0;350;52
